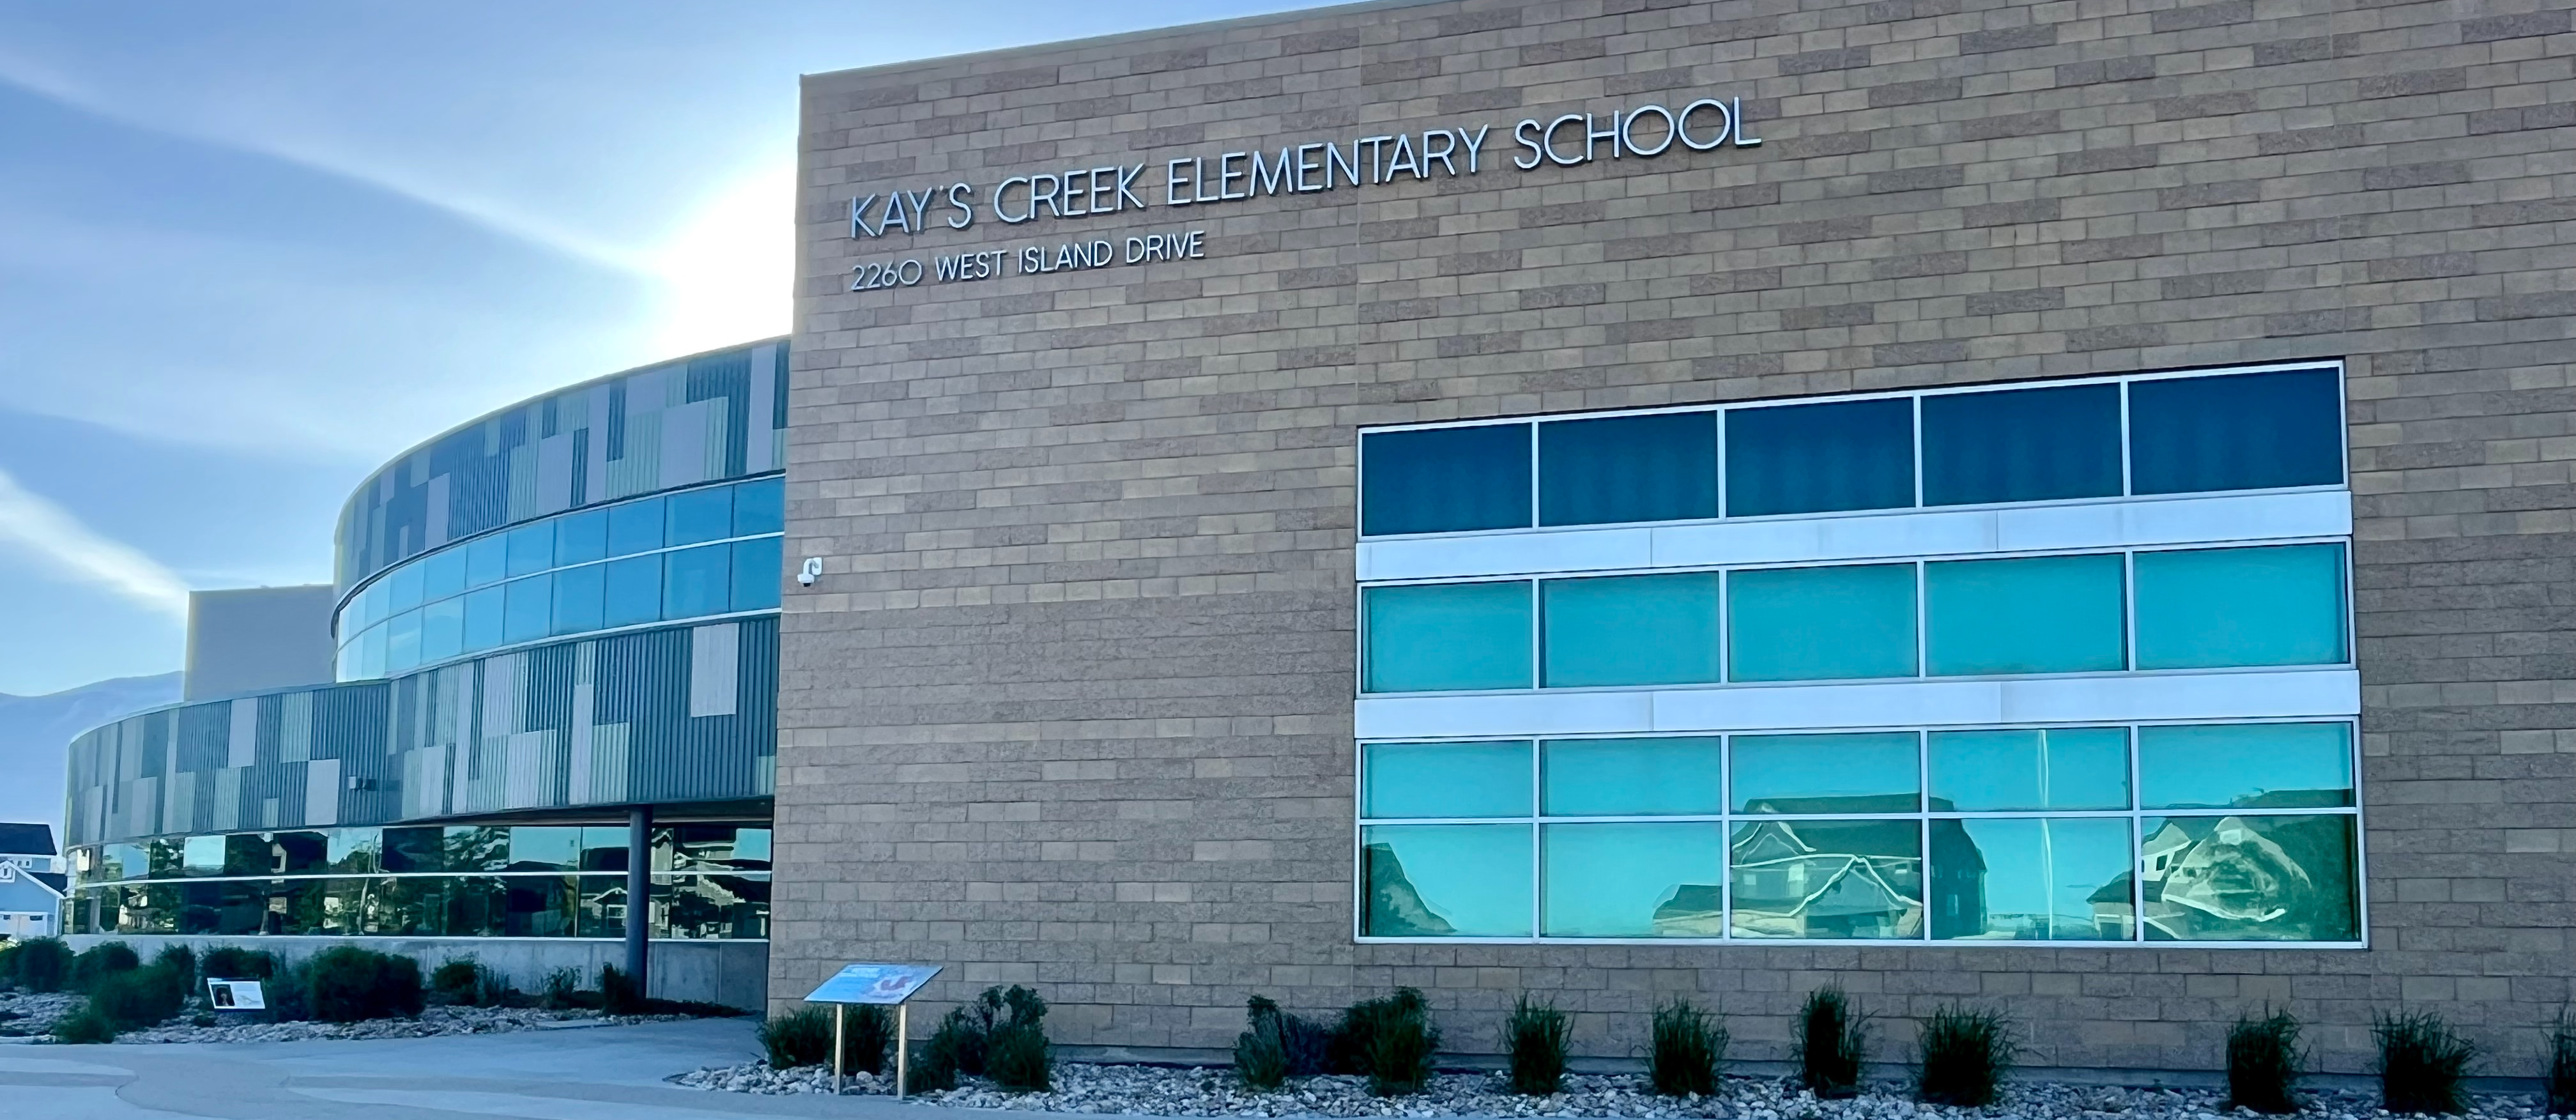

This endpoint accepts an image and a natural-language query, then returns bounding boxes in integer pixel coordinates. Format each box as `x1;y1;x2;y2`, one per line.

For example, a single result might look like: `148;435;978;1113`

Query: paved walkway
0;1019;958;1120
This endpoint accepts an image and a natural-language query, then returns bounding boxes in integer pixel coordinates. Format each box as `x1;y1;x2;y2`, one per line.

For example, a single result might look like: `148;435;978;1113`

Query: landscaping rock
0;991;80;1036
114;1005;689;1044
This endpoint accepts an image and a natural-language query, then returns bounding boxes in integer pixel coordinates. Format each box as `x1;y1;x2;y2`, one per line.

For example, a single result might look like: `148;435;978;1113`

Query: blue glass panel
603;556;661;627
1730;819;1922;939
421;549;466;602
2138;723;2353;809
1727;564;1918;681
503;574;553;643
1929;727;2129;811
1922;383;2122;505
551;564;605;636
504;523;555;578
419;598;463;664
1360;424;1533;536
1360;824;1532;937
1362;581;1533;693
1540;738;1724;816
555;510;607;565
355;583;385;631
385;610;421;673
1542;823;1727;937
1726;397;1915;516
461;587;504;652
1933;817;2134;940
1541;573;1721;687
667;487;735;546
608;496;664;556
2130;368;2343;495
1731;732;1922;813
2134;544;2346;668
2141;814;2357;942
1538;412;1718;526
733;477;785;537
465;535;507;589
1925;553;2126;675
1362;741;1532;818
663;545;732;618
730;537;781;611
388;564;424;612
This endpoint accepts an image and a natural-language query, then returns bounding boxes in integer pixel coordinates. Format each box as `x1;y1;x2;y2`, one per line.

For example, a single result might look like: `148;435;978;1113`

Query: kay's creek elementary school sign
841;95;1763;293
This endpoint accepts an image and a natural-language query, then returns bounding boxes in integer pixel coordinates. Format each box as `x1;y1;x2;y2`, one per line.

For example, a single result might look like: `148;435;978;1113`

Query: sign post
803;963;941;1098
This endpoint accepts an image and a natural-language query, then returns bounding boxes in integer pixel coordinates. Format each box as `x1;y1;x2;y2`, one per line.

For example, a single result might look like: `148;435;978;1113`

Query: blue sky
0;1;1315;696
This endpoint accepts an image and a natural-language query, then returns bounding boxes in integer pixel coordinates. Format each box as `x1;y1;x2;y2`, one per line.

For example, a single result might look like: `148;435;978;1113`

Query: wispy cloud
0;466;190;618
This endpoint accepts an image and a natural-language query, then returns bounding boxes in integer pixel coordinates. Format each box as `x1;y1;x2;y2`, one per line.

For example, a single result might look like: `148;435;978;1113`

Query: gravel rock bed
675;1062;2553;1119
114;1005;689;1044
0;991;80;1036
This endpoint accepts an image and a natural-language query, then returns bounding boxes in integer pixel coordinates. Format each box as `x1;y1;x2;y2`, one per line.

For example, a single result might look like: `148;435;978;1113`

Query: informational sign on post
804;963;942;1098
206;979;266;1013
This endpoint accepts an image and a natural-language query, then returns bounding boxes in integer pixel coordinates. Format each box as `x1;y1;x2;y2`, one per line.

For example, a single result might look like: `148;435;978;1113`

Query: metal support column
625;805;652;997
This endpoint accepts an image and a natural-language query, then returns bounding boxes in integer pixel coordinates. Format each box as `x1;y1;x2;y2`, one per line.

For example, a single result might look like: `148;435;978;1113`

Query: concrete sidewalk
0;1019;963;1120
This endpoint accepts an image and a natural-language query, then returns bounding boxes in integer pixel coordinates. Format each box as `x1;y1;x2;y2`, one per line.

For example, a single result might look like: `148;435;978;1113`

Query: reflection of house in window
1926;820;1987;939
1729;806;1927;939
1650;884;1726;936
1362;842;1453;936
2138;817;2354;941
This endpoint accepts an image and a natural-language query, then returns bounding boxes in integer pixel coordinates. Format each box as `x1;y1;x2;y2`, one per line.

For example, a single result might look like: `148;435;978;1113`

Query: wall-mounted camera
797;556;824;587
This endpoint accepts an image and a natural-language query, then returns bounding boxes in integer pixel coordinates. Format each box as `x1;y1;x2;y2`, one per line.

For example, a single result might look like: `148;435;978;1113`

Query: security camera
797;556;824;587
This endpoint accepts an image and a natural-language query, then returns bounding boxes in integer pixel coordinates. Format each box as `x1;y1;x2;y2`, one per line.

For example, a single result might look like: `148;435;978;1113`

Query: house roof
0;822;56;857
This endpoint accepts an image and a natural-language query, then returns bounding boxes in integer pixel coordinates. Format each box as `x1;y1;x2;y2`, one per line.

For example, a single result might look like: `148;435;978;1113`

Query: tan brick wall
783;0;2576;1074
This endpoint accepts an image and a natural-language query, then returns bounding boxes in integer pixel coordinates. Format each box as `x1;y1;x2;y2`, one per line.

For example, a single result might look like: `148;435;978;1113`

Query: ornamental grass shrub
599;965;644;1016
2546;1011;2576;1117
199;946;277;983
759;1006;834;1068
910;985;1050;1093
1234;997;1292;1089
431;958;487;1006
540;967;581;1011
2226;1008;2306;1115
1338;987;1439;1097
2375;1010;2477;1116
1505;995;1571;1096
1915;1003;2015;1108
89;962;189;1031
71;941;139;992
306;946;423;1023
151;945;195;987
1647;999;1728;1098
1793;985;1868;1100
3;937;70;992
52;1003;116;1044
983;986;1052;1093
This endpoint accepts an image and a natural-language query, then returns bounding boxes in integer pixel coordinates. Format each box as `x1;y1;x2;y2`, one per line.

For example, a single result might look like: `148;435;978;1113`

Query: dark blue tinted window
554;510;607;565
1361;424;1533;536
503;574;552;643
730;537;781;611
1726;398;1915;516
607;498;664;556
504;524;554;577
664;546;731;618
667;487;734;546
603;556;661;627
1922;383;2122;506
732;478;784;537
2129;369;2344;495
462;587;504;651
1538;412;1719;526
551;564;604;636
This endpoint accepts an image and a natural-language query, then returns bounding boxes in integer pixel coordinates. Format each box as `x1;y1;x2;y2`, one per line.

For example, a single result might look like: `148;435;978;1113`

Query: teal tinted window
461;587;504;651
1922;383;2122;506
555;510;607;565
1541;823;1726;937
1733;732;1920;813
508;827;582;872
1926;553;2126;675
388;564;423;611
503;574;552;643
663;545;732;618
419;599;463;663
1362;581;1533;693
2130;369;2343;495
1731;819;1922;939
1540;738;1724;816
421;549;466;601
2138;723;2353;809
1540;573;1721;687
504;523;554;577
2135;544;2346;668
1728;564;1918;681
551;564;604;636
1933;817;2133;940
733;477;785;536
730;537;782;611
1726;398;1914;517
2142;814;2357;942
603;555;661;627
385;611;420;672
1928;728;2129;811
1362;741;1532;818
668;487;735;546
465;535;507;588
1538;412;1718;526
1361;825;1532;937
608;496;664;556
1360;424;1532;536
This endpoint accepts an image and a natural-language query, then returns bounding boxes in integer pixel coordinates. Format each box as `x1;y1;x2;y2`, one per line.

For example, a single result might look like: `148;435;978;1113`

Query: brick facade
783;0;2576;1074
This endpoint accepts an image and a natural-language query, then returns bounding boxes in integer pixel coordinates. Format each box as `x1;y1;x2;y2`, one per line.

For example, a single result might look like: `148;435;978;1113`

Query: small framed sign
804;963;942;1098
206;979;266;1012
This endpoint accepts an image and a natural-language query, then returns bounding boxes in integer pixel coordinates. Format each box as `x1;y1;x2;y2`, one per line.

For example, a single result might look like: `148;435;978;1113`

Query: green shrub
841;1004;895;1075
759;1006;834;1068
199;946;277;983
52;1004;116;1044
1792;985;1867;1100
264;960;312;1022
0;940;19;987
7;937;71;993
72;941;139;992
600;965;644;1016
431;958;486;1006
1505;995;1570;1096
2544;1010;2575;1117
151;944;195;986
1915;1004;2014;1108
1337;987;1439;1097
306;946;424;1023
1648;999;1727;1097
89;964;188;1030
2226;1008;2306;1114
2375;1010;2476;1115
541;966;581;1010
909;1020;963;1094
985;986;1052;1092
1235;1011;1290;1089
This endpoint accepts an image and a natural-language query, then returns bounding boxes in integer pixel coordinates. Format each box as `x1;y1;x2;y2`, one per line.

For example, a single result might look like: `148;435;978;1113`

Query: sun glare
648;164;794;355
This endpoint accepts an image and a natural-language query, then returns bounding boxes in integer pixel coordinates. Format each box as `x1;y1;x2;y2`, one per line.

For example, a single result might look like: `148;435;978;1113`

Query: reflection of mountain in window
1362;842;1453;936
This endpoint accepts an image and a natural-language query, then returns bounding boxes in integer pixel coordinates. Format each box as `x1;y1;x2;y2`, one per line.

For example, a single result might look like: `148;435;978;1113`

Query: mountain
0;673;182;836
